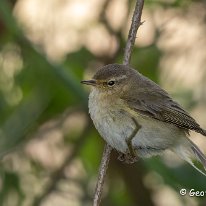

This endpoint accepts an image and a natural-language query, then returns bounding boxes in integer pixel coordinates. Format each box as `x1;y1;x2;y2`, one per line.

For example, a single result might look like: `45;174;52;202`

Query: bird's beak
81;79;97;86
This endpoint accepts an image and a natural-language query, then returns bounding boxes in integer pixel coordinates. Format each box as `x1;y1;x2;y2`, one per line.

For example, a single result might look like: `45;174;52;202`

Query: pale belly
89;89;183;158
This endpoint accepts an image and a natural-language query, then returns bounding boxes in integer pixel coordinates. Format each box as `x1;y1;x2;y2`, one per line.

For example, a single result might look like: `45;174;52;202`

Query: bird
81;63;206;175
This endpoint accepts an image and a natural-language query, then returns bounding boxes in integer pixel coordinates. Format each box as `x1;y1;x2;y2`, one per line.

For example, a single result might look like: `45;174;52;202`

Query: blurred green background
0;0;206;205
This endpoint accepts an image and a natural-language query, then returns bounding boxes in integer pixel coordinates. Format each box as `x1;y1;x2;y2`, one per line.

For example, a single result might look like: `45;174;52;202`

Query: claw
118;153;125;162
117;151;138;164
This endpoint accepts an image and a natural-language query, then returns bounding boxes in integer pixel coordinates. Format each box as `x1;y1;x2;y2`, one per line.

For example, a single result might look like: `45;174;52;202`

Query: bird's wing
121;77;205;135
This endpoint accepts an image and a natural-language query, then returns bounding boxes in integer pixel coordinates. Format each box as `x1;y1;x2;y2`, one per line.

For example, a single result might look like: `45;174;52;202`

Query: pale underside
89;88;186;158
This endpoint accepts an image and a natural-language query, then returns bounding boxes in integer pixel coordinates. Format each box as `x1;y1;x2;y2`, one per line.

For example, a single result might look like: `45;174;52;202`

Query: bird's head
81;64;133;96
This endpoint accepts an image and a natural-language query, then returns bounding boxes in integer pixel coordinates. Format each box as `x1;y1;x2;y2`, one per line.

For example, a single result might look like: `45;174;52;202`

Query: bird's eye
107;80;115;87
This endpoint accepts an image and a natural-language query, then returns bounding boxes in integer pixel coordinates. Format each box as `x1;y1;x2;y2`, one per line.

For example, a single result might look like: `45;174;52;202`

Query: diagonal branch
93;1;144;206
93;144;112;206
123;0;144;66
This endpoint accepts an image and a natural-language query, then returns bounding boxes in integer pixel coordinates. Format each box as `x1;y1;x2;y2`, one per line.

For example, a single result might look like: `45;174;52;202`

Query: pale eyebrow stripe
98;75;127;83
116;75;127;81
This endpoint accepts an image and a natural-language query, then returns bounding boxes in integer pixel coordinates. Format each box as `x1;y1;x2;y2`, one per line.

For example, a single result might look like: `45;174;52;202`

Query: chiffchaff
81;64;206;175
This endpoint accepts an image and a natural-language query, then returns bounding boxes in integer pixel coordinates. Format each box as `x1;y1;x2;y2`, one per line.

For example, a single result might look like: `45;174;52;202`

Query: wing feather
121;72;206;136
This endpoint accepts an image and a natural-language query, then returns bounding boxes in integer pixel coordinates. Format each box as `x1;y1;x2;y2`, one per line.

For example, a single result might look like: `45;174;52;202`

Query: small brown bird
81;64;206;175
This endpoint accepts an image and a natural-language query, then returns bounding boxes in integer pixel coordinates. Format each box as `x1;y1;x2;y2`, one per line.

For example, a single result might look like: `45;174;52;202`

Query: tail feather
173;137;206;176
190;140;206;169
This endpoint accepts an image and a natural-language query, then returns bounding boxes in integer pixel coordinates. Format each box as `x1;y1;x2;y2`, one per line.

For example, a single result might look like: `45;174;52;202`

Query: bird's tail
172;137;206;176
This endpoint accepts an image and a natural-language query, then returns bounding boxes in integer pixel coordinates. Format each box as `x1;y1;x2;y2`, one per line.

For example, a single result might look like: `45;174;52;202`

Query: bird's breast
88;88;134;152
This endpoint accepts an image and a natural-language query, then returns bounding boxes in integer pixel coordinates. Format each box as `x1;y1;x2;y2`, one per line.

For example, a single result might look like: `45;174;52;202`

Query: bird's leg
126;117;141;156
118;118;141;164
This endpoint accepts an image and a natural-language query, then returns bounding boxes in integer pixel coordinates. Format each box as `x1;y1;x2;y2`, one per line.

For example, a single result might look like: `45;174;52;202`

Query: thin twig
93;0;144;205
123;0;144;66
93;144;112;206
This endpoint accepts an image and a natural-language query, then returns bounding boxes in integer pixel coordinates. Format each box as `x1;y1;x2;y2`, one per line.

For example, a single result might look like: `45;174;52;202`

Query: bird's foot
118;151;138;164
